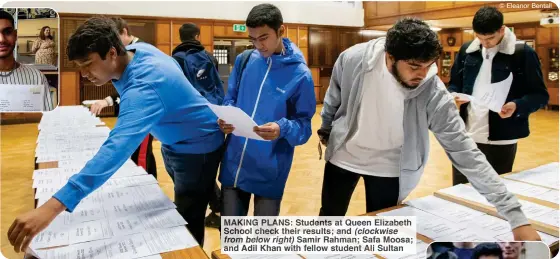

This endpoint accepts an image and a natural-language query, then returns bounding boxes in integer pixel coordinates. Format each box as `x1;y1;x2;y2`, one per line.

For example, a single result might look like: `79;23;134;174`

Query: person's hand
7;198;65;253
454;96;470;109
90;100;109;115
218;119;235;134
512;225;541;241
254;122;280;141
499;102;517;118
320;137;328;146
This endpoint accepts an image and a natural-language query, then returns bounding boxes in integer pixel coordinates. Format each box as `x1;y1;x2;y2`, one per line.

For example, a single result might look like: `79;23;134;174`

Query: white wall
3;1;364;27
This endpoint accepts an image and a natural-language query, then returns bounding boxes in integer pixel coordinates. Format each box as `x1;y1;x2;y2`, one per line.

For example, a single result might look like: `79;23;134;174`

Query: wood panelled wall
363;1;555;27
438;23;559;106
56;14;323;108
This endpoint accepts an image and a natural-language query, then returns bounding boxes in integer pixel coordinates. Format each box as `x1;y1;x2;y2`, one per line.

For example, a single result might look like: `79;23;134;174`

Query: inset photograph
0;8;58;112
427;241;551;259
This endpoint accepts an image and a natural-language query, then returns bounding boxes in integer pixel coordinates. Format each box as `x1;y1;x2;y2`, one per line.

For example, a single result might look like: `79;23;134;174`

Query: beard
391;62;421;89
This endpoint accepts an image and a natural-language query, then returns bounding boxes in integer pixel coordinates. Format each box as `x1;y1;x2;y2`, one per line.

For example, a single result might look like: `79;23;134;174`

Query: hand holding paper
499;102;517;118
208;104;265;141
254;122;280;141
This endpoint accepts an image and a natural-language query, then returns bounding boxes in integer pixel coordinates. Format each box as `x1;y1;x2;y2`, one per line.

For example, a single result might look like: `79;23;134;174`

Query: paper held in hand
0;84;44;112
207;104;266;141
473;73;513;113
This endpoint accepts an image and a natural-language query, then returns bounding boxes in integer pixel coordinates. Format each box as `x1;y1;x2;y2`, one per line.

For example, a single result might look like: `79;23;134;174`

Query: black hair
246;3;283;31
472;6;504;35
111;17;130;35
0;11;15;28
67;16;126;61
179;23;200;42
385;17;443;63
471;243;504;259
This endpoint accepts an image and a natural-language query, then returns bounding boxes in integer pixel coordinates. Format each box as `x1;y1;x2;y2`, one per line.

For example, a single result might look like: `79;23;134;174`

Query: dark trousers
221;187;282;216
161;146;222;246
131;134;157;178
209;181;222;213
452;143;518;185
319;162;400;216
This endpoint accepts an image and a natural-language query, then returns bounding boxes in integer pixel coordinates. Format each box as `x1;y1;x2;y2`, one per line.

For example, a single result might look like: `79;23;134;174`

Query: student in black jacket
448;6;548;185
172;22;223;229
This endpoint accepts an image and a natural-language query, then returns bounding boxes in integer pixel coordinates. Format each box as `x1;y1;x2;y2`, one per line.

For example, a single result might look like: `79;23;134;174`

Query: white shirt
467;46;517;145
330;53;405;177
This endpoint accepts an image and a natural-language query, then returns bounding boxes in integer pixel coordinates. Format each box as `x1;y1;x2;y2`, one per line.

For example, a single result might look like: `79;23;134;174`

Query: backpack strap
236;49;254;91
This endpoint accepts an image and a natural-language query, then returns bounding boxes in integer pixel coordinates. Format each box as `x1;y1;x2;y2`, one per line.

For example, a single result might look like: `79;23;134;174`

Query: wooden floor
1;106;558;258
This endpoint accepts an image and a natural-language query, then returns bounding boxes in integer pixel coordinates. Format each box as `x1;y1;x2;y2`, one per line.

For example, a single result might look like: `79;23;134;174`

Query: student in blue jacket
7;17;224;252
217;3;316;216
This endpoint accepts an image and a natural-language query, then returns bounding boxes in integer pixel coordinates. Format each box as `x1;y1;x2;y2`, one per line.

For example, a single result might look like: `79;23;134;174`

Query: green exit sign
233;24;247;32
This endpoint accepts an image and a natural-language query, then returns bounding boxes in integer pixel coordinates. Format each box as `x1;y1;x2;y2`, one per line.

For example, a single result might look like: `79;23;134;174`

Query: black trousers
209;181;222;213
452;143;518;185
319;162;400;216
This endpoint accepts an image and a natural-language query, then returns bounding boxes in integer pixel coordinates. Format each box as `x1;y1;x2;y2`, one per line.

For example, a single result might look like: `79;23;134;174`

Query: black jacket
448;32;549;141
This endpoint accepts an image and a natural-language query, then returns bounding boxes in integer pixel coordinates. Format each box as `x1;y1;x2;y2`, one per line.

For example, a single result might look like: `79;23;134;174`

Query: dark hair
385;17;443;63
110;17;130;35
39;26;53;40
179;23;200;42
472;6;504;35
0;10;14;28
246;3;283;31
471;243;503;259
67;16;126;61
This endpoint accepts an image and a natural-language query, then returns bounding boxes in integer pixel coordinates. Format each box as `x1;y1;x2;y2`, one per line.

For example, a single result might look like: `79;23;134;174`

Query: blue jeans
222;186;282;216
161;145;223;246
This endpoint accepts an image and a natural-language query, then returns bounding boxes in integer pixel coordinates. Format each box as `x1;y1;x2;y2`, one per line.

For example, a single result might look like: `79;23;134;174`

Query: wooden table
32;161;209;259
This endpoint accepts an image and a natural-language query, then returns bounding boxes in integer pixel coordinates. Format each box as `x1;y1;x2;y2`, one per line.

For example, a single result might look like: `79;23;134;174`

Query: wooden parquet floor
1;106;558;258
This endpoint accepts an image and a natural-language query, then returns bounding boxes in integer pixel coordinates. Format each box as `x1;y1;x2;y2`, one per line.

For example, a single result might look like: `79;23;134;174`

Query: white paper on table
438;184;493;207
467;214;512;236
207;104;265;141
472;73;513;113
142;226;199;253
378;206;465;239
229;254;303;259
495;231;558;246
501;179;554;198
0;84;44;111
450;92;474;102
303;255;376;259
35;174;158;199
435;227;497;242
518;200;555;220
539;190;559;204
533;210;559;227
504;163;559;190
405;195;486;223
31;209;186;249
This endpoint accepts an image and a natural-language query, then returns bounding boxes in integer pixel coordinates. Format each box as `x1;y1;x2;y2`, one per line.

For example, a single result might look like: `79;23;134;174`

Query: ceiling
369;10;545;31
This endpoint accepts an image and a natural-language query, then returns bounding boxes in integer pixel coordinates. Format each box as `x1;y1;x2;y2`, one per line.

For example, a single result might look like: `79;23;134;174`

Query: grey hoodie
319;38;529;229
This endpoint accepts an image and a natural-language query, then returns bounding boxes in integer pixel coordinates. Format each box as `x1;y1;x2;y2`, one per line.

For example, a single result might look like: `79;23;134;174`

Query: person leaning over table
317;17;540;241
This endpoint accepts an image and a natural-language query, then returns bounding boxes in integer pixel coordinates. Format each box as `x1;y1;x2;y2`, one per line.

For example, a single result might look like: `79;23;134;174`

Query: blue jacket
219;38;316;199
54;43;224;212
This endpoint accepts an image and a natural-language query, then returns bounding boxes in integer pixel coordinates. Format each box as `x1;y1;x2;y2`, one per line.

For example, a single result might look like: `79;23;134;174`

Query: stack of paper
31;108;198;259
32;226;197;259
437;184;559;226
504;163;559;190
